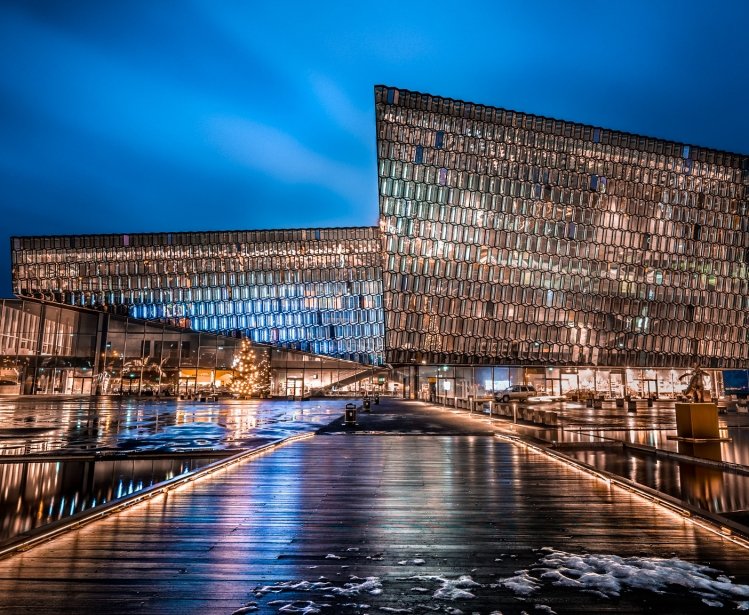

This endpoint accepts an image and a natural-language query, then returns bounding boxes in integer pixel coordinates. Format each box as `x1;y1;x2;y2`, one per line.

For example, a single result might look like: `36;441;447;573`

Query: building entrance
286;377;303;398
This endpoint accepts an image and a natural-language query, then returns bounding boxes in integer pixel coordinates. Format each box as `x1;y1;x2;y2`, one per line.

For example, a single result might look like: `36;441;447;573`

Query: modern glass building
0;299;383;397
8;86;749;401
0;298;242;396
375;85;749;399
11;227;384;365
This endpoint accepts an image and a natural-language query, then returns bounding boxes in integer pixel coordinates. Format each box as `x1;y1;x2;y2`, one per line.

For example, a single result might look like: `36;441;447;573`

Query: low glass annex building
8;86;749;400
0;299;380;397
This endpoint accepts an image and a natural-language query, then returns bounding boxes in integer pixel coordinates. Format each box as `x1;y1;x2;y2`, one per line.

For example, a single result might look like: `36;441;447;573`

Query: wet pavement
0;397;358;546
2;398;749;614
440;398;749;535
0;396;351;456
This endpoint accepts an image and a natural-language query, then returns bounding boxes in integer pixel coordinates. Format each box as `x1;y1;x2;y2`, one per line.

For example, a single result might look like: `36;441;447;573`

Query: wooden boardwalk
2;402;749;613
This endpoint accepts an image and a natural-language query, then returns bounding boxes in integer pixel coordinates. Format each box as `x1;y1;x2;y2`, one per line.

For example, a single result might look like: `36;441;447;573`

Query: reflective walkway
0;397;347;456
452;398;749;533
1;400;749;614
0;397;353;545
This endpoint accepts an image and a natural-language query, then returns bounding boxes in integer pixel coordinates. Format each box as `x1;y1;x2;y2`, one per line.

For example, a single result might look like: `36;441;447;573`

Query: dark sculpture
679;364;707;402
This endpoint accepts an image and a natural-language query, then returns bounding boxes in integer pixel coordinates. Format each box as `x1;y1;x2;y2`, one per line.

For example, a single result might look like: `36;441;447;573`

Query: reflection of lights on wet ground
497;432;749;550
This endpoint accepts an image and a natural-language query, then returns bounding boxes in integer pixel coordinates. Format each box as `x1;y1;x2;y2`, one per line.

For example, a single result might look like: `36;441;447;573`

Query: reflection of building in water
677;441;724;510
0;458;213;543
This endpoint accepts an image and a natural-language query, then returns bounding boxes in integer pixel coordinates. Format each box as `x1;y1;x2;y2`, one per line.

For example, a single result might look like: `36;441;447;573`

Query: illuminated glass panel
375;85;749;368
11;228;384;365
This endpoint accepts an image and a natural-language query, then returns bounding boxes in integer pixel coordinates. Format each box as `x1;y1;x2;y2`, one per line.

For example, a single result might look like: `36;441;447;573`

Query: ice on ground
346;547;360;552
398;560;408;565
329;576;383;596
534;605;557;614
230;604;258;614
498;570;541;596
277;601;322;614
324;553;342;559
256;580;334;596
412;558;426;565
497;547;749;609
411;574;481;600
380;608;413;613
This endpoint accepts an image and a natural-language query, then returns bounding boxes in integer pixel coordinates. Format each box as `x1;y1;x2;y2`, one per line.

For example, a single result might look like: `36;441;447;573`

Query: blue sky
1;0;748;296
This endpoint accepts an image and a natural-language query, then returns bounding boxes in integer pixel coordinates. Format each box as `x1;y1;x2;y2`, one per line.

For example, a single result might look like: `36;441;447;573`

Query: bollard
363;397;371;412
627;400;638;413
344;403;357;426
374;394;380;405
615;398;624;408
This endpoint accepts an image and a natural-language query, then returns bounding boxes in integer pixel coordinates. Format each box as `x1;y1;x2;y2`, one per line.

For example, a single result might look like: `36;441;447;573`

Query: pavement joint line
494;431;749;551
0;431;315;561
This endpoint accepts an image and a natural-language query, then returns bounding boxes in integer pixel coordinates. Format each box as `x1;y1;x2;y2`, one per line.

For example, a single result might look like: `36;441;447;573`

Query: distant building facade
11;227;384;365
8;86;749;400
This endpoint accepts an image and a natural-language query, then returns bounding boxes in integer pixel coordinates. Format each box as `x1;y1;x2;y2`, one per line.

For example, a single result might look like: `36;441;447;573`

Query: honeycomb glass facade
11;227;384;365
376;85;749;369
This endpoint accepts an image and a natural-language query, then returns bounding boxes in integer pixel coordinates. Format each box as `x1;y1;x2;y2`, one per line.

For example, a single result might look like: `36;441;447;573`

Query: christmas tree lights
231;340;272;398
231;339;259;399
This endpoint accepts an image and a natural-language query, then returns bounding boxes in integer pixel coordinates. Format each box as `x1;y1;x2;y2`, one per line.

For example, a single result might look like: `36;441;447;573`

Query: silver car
495;384;537;403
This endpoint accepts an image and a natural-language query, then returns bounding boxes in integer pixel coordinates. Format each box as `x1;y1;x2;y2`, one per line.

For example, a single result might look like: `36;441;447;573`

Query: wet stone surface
2;398;749;613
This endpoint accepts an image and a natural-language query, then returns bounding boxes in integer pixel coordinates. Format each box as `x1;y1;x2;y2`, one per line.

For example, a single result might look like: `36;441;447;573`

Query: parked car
495;384;537;403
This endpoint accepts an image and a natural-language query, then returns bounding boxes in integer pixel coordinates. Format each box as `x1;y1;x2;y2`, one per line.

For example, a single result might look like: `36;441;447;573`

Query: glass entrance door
286;378;303;398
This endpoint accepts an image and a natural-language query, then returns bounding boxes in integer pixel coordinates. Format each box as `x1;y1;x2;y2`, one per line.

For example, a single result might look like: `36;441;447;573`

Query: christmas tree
231;339;259;398
253;349;272;397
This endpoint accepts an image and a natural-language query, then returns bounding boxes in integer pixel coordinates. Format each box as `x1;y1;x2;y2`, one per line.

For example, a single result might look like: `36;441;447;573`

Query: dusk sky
1;0;748;296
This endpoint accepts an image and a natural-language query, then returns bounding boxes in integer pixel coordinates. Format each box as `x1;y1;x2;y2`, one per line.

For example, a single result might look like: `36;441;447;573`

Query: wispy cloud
207;116;370;206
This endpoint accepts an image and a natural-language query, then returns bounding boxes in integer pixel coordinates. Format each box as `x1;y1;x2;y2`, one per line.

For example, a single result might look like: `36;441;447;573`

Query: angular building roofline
10;225;380;243
375;85;749;162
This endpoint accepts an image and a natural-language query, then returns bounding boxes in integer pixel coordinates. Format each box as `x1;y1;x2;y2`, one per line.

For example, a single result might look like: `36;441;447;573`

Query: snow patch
411;574;481;600
328;576;383;596
277;601;322;614
497;548;749;610
324;554;342;559
230;604;258;614
412;558;426;565
498;570;540;596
